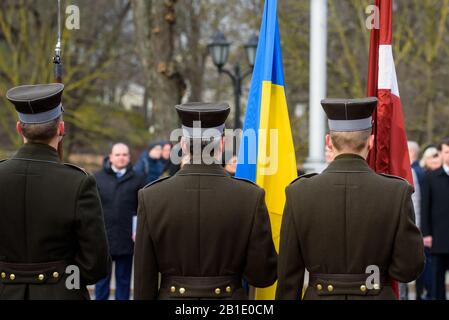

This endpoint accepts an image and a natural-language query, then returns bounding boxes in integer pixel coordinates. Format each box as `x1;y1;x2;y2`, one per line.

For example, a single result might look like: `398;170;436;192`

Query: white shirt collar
111;165;127;176
443;164;449;176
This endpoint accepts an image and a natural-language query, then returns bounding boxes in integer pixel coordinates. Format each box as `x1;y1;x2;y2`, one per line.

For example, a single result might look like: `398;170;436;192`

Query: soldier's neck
333;150;369;160
23;137;59;151
47;138;60;151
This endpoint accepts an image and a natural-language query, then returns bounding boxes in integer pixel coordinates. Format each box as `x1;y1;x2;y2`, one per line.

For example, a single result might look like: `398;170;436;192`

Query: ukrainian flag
235;0;297;300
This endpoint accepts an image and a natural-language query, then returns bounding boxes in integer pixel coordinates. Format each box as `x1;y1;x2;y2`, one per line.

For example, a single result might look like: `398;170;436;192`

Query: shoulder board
231;176;258;186
143;176;171;189
289;172;318;185
63;163;88;176
378;173;410;185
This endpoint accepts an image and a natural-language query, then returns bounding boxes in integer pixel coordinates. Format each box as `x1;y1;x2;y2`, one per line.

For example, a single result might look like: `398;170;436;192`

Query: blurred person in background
94;143;145;300
408;141;425;190
134;142;164;185
160;141;180;176
420;146;442;172
421;138;449;299
408;141;431;300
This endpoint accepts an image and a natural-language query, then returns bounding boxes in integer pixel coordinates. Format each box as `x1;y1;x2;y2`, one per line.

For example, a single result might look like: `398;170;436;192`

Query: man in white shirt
94;143;145;300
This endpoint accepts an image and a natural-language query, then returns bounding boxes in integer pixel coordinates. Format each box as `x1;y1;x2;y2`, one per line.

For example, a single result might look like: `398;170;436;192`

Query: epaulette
379;173;410;185
289;172;318;185
231;176;258;186
63;163;88;176
143;175;172;189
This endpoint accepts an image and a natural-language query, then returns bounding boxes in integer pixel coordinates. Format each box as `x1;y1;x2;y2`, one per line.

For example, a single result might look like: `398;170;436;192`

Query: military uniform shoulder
289;172;318;186
231;176;260;188
378;172;411;186
143;175;172;189
63;162;88;176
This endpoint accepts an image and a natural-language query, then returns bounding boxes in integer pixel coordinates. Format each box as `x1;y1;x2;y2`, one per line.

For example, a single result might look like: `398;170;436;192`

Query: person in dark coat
409;142;425;189
134;102;277;300
0;84;110;300
160;141;181;176
134;142;165;185
94;143;145;300
276;98;425;300
421;138;449;300
408;141;432;300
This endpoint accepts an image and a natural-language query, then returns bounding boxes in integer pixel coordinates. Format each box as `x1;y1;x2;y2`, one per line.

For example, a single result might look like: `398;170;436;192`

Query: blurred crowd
403;139;449;300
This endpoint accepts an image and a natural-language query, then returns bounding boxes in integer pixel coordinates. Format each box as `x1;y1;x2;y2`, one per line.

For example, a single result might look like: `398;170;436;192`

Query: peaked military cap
176;102;230;139
321;97;377;132
6;83;64;124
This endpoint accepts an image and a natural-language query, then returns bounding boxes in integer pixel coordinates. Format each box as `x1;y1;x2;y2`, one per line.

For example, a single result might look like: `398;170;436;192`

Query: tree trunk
131;0;186;139
426;101;434;145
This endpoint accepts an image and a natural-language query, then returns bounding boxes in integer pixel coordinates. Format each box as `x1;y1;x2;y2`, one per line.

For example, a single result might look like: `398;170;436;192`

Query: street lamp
244;34;258;68
208;31;258;129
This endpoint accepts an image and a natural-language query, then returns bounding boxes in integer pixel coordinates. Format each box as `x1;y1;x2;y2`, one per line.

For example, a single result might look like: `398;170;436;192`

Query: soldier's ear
368;134;374;150
220;136;225;152
325;134;333;151
58;121;65;137
180;137;188;154
16;121;23;135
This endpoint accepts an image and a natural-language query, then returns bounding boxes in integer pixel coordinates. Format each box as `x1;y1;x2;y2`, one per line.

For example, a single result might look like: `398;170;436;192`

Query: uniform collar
13;143;60;163
323;153;373;173
177;163;229;176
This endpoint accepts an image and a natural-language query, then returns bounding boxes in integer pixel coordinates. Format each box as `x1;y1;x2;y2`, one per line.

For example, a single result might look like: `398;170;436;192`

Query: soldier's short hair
330;129;371;153
184;136;222;161
20;116;61;143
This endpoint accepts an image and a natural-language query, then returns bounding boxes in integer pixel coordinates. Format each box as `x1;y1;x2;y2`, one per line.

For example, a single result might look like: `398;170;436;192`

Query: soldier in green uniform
0;84;110;300
134;102;277;300
276;97;425;300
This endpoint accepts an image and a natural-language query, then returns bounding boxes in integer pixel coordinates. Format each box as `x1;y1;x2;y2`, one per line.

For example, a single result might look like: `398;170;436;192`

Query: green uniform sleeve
74;175;111;285
276;187;305;300
134;189;159;299
388;184;425;283
243;188;278;288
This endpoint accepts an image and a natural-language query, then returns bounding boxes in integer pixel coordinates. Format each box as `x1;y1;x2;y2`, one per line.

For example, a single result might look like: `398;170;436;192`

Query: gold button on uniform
215;288;221;295
373;284;380;290
316;284;323;291
170;286;176;293
179;287;186;295
327;285;334;292
53;272;59;279
360;285;367;292
225;286;232;293
38;274;45;281
1;272;5;279
10;274;15;281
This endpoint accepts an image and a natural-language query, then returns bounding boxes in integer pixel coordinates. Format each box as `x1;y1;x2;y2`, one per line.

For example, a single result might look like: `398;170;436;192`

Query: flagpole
53;0;62;83
304;0;327;173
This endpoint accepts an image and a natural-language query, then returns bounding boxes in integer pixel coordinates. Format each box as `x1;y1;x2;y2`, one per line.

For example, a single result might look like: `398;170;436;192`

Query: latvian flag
366;0;414;298
366;0;413;186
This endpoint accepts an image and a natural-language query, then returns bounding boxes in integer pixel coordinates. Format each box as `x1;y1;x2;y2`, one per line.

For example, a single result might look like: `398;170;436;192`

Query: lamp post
208;32;258;129
304;0;327;173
